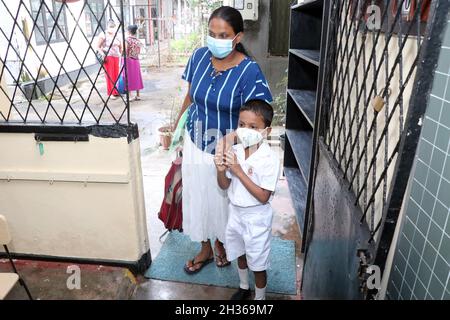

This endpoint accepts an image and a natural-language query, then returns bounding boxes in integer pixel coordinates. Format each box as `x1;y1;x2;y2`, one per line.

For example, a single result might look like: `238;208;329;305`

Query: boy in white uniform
214;100;280;300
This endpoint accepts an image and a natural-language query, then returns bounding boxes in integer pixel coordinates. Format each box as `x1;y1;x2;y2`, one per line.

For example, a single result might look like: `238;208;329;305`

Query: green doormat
145;231;297;295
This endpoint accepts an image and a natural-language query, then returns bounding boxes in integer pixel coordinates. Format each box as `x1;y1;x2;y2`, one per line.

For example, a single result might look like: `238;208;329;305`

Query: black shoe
230;288;252;300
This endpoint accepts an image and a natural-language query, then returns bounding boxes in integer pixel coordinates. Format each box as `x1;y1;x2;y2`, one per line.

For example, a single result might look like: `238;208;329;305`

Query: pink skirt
122;58;144;91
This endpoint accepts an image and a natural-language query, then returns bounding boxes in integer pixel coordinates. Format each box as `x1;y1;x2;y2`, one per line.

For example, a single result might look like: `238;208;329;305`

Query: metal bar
1;0;46;122
15;1;89;122
327;0;351;152
360;142;400;223
0;0;132;125
3;244;33;300
370;0;378;231
345;0;426;190
339;0;408;177
4;0;99;123
24;0;67;123
329;0;393;158
353;53;420;205
374;0;449;274
120;0;131;125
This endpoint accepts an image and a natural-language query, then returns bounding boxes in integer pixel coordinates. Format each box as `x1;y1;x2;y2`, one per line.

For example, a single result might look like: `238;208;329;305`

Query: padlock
372;95;385;113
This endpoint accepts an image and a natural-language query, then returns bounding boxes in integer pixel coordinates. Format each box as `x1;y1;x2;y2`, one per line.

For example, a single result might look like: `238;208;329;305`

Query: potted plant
158;125;173;150
159;91;182;150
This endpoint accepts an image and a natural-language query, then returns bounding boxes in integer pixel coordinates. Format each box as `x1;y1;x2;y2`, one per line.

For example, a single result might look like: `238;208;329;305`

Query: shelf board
287;89;316;128
284;167;308;232
289;49;320;66
291;0;323;11
285;129;313;182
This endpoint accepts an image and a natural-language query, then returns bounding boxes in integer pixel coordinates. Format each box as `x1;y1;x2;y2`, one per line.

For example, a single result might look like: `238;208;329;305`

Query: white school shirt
225;142;281;208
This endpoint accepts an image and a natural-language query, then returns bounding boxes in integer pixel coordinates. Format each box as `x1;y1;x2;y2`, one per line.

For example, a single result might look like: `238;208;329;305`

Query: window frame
30;0;68;46
85;0;106;38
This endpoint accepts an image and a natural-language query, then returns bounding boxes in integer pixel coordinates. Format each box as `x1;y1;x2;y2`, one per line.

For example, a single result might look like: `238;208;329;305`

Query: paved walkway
1;65;302;300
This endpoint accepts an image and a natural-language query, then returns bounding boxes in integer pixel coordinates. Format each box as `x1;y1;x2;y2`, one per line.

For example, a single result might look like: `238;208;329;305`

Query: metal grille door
302;0;449;299
0;0;130;125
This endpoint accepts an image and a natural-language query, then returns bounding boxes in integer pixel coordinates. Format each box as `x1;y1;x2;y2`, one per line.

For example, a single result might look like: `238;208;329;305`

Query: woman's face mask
236;127;268;148
207;34;239;59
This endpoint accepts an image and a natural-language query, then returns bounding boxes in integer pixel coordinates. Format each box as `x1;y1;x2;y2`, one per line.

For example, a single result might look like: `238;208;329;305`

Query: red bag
158;157;183;231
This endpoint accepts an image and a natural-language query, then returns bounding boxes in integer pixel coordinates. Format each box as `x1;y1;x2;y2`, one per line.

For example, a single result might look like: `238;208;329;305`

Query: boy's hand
216;131;237;155
214;152;227;172
224;150;242;176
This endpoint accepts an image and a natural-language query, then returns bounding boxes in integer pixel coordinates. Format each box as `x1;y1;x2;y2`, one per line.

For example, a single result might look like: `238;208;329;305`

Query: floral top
126;36;142;59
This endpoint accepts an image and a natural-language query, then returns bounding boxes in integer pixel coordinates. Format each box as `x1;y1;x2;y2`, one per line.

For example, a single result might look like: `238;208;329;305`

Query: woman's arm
97;35;105;53
225;151;271;203
172;84;192;131
118;39;123;55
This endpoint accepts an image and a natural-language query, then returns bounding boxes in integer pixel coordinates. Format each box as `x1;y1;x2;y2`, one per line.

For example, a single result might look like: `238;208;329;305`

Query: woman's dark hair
127;24;138;35
209;6;248;56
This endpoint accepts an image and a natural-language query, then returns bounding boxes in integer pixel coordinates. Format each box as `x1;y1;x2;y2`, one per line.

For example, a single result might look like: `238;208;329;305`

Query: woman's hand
224;150;243;176
173;86;192;132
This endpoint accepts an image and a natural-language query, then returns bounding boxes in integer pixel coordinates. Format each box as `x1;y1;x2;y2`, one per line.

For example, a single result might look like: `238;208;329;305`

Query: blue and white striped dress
181;47;273;244
182;47;273;154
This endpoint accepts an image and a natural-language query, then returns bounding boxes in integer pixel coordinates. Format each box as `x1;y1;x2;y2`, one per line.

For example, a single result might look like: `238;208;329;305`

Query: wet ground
1;65;302;300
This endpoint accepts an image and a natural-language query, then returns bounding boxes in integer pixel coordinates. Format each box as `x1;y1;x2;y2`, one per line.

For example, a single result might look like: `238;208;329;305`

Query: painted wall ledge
0;170;130;184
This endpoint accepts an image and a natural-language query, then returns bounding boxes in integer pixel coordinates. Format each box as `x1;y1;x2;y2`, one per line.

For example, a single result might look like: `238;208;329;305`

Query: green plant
272;72;288;126
169;32;202;65
171;32;202;54
20;71;31;83
161;86;184;134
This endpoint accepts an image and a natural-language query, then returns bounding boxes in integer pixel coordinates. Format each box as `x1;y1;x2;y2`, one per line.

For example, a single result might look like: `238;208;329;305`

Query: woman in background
123;24;144;101
97;19;122;99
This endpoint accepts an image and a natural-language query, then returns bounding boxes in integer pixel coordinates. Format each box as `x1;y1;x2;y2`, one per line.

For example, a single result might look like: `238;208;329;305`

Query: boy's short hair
240;99;274;127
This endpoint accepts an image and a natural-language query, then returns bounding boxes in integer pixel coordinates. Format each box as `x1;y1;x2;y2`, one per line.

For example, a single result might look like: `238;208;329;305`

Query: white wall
377;175;412;299
0;132;149;263
0;0;101;85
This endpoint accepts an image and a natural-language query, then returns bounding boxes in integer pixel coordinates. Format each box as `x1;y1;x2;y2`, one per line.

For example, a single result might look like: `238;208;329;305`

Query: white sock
254;286;266;300
238;268;249;290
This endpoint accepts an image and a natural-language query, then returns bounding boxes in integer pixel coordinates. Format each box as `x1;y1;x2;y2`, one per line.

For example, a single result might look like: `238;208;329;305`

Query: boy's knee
237;255;248;268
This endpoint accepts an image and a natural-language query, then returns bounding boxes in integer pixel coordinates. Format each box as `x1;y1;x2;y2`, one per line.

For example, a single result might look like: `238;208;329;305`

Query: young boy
214;99;281;300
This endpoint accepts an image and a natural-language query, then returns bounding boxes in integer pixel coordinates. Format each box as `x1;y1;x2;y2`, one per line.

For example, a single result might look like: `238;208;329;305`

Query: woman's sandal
215;253;231;268
183;257;214;275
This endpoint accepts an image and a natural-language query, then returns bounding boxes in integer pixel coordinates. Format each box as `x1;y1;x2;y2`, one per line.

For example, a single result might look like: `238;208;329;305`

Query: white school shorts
225;203;273;272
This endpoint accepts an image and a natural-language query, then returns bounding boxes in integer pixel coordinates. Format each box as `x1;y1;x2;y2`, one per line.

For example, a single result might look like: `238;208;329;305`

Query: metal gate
303;0;449;299
0;0;131;125
0;0;150;273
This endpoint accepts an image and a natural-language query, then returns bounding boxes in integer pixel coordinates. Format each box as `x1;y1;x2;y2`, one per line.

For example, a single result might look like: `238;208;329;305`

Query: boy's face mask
207;34;239;59
236;127;267;148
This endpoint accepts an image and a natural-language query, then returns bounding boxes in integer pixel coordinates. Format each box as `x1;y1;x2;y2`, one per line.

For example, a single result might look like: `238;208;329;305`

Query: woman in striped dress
175;6;273;274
